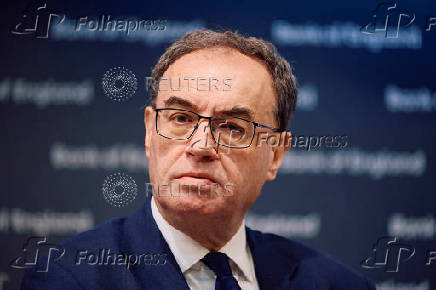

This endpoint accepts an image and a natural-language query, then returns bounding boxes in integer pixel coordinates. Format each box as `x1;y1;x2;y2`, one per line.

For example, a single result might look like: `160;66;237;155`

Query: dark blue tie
201;252;242;290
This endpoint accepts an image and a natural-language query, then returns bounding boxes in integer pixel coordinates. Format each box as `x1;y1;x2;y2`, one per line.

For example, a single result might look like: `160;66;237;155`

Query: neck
155;201;245;251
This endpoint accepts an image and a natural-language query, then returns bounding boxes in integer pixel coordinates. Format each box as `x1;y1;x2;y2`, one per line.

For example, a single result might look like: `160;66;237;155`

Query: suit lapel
123;198;303;289
121;196;190;290
246;227;299;289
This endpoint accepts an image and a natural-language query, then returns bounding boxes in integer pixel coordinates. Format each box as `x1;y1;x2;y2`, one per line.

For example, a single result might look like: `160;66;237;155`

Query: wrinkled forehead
155;48;277;123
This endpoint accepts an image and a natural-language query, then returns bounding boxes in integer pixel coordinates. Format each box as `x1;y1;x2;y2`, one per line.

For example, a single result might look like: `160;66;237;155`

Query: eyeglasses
154;108;281;148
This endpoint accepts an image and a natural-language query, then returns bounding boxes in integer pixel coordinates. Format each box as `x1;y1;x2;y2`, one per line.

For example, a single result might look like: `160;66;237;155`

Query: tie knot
201;252;233;278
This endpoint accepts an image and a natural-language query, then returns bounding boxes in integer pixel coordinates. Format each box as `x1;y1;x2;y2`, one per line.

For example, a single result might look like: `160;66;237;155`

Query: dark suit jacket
22;197;375;290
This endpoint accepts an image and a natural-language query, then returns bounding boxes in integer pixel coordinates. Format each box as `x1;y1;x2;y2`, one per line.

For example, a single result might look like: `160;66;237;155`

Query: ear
144;106;154;158
265;131;291;181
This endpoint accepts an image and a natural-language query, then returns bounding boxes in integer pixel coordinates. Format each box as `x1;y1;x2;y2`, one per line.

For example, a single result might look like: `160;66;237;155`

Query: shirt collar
151;196;254;281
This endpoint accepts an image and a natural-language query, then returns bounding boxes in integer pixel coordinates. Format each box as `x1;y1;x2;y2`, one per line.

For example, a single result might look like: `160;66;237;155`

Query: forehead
156;47;276;123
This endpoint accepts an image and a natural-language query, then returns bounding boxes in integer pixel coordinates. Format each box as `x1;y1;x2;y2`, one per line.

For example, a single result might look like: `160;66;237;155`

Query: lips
175;172;217;184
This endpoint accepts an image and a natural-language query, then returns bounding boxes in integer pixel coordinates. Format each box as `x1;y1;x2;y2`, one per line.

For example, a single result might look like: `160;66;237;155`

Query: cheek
223;147;271;193
148;136;180;182
230;149;270;209
243;146;271;175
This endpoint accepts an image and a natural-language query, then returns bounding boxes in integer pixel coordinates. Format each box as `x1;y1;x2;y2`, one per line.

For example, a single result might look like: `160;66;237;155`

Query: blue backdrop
1;0;436;289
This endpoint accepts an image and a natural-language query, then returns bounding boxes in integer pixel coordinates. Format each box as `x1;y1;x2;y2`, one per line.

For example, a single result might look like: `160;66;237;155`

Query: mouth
175;173;217;185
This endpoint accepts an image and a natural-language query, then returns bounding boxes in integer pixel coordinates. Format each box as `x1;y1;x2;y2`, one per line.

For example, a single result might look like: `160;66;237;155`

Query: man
22;29;375;289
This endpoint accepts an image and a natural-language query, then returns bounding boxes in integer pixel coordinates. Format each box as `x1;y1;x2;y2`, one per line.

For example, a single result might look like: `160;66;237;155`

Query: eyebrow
216;106;255;120
163;96;198;110
162;96;255;120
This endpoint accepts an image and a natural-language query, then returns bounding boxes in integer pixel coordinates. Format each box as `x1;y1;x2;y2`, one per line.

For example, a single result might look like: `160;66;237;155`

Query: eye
218;122;245;135
170;113;194;124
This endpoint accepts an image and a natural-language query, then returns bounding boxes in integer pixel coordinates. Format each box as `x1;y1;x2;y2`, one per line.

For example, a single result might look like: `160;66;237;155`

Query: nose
185;119;219;161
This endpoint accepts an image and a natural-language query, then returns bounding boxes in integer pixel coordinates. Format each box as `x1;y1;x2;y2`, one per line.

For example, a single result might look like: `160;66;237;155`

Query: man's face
145;47;288;220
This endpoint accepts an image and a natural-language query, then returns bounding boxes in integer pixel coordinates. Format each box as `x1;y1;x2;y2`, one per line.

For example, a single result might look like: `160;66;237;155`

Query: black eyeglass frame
154;107;282;148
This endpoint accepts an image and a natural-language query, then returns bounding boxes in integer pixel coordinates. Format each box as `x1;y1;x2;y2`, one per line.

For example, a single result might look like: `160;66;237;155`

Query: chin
156;191;231;217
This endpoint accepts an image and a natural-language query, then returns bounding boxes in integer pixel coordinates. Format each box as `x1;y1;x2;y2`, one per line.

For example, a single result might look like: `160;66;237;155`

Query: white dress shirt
151;197;260;290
